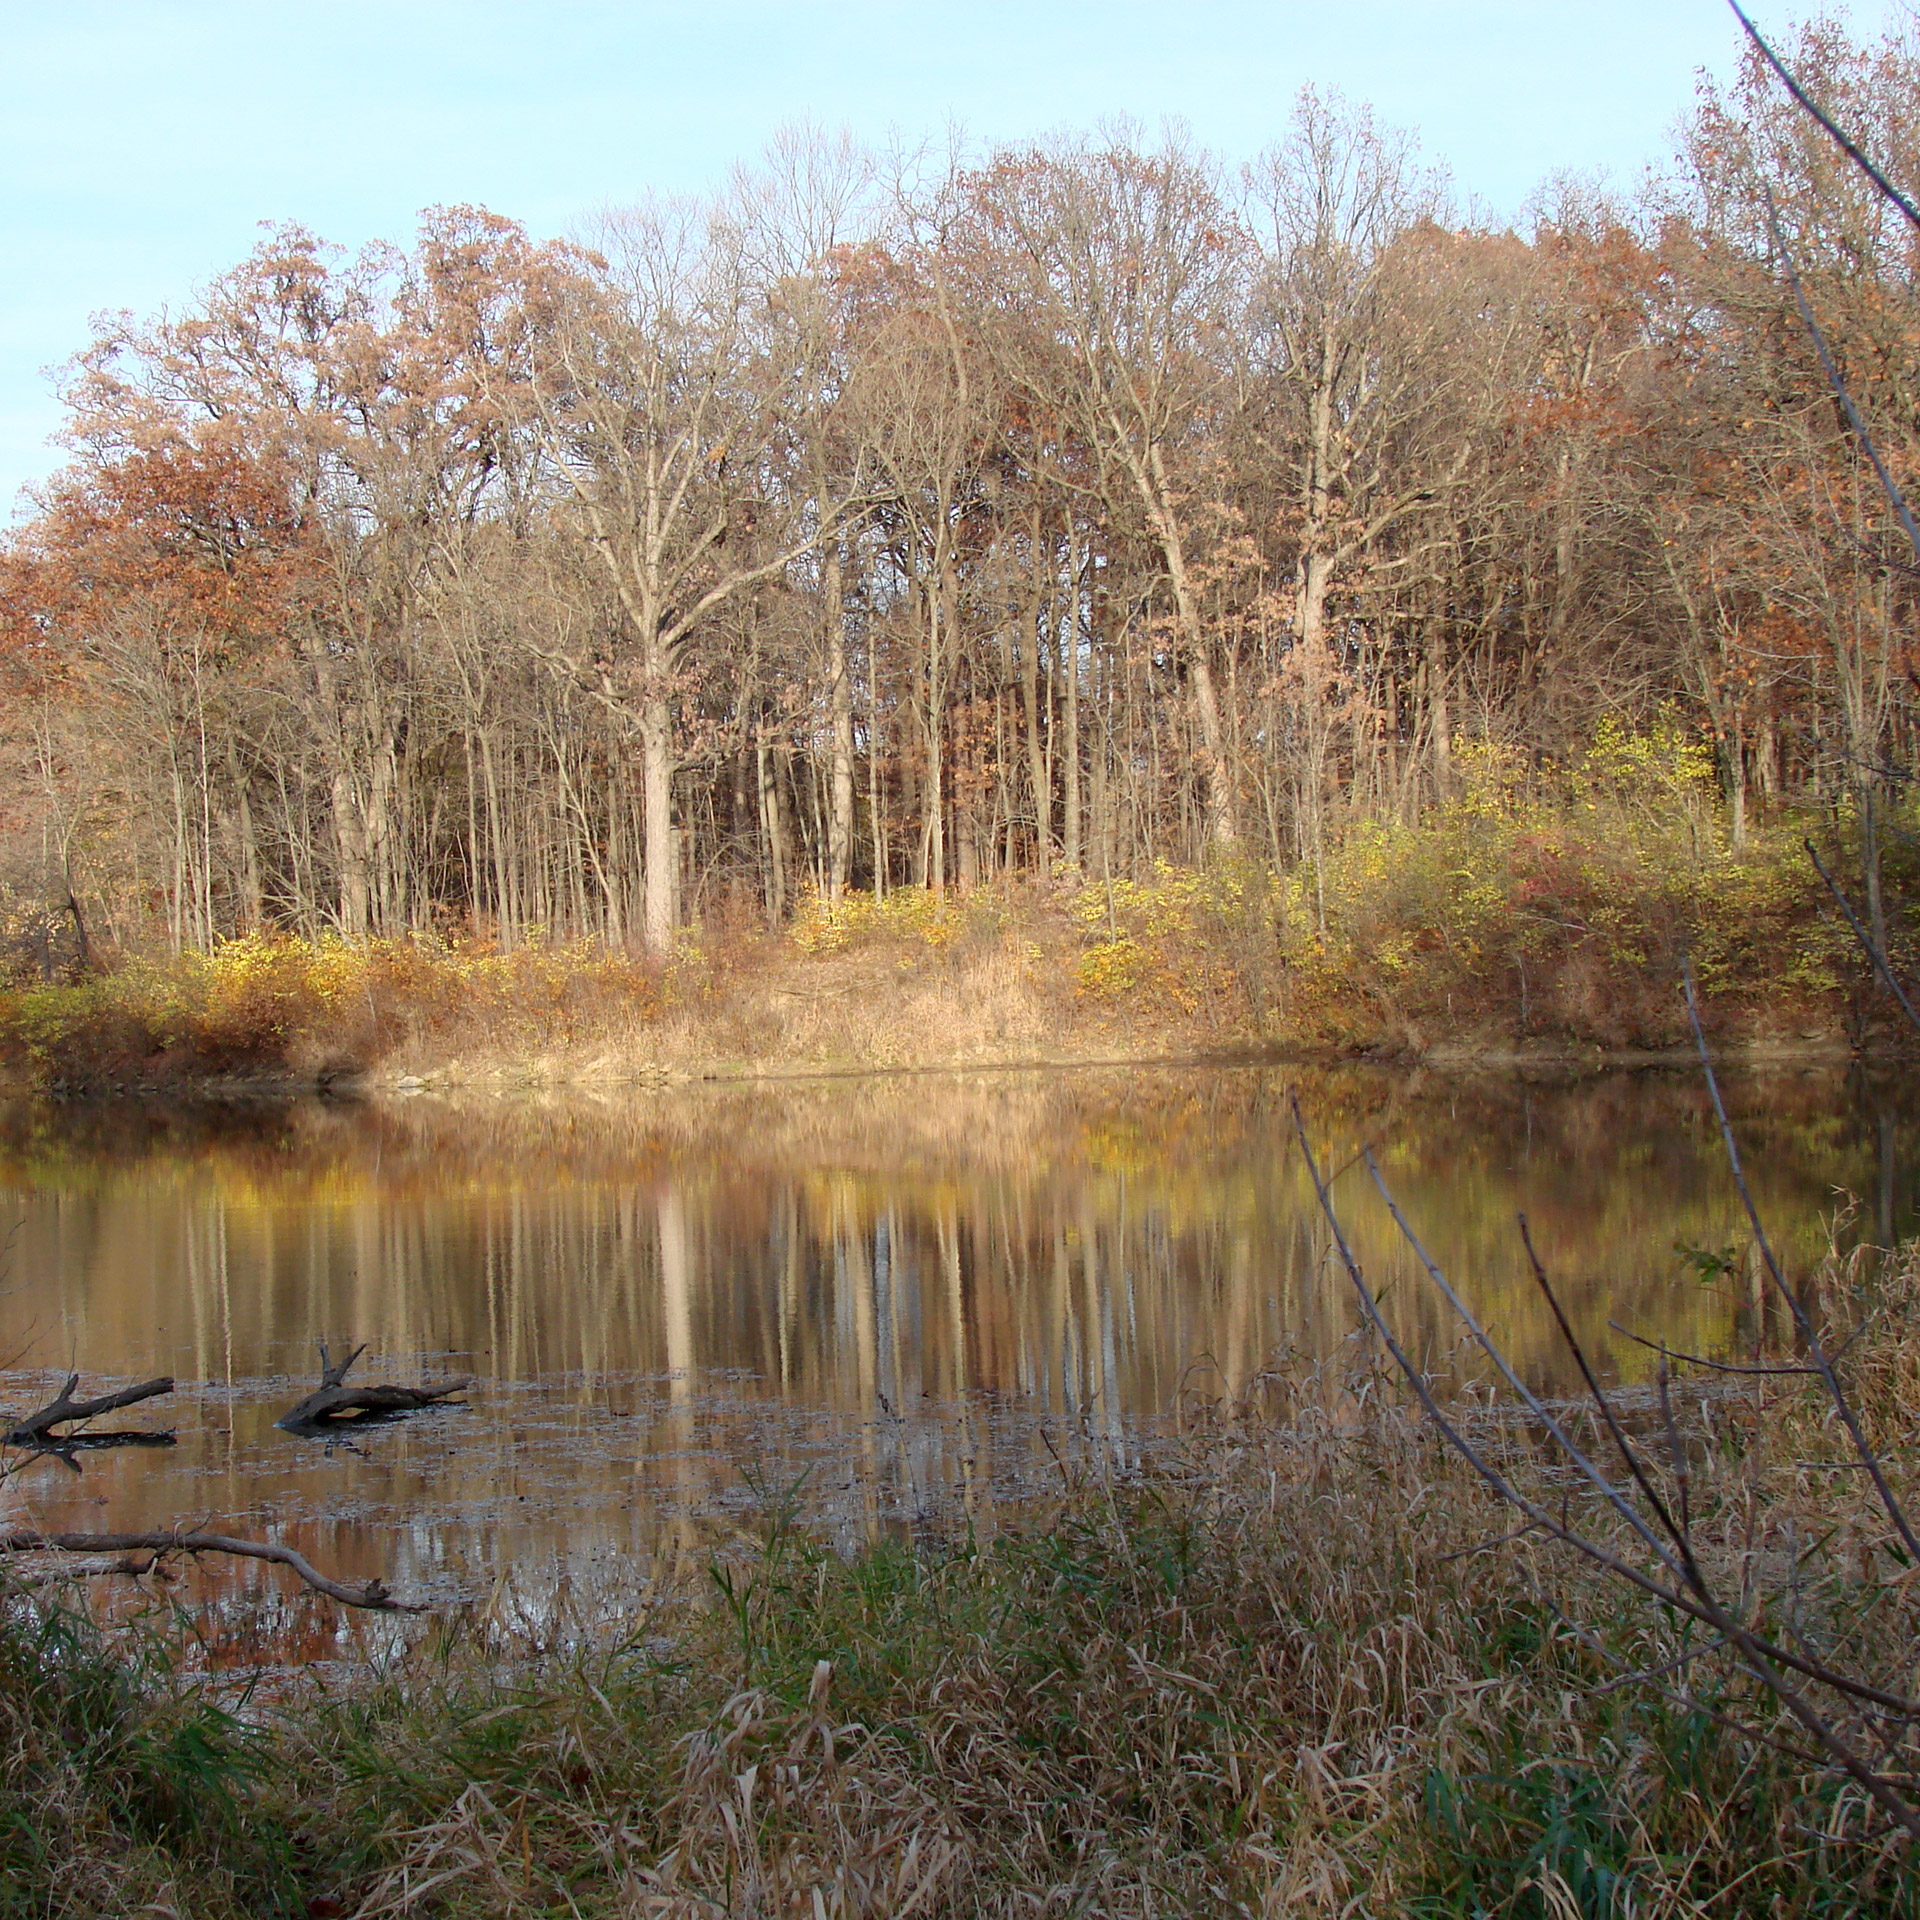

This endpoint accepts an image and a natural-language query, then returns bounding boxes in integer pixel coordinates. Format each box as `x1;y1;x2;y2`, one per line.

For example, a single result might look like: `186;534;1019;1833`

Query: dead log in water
277;1343;471;1431
5;1373;174;1444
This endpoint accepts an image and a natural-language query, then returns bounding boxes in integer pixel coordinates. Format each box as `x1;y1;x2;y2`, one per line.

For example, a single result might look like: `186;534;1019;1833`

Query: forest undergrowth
0;774;1909;1092
9;1235;1920;1917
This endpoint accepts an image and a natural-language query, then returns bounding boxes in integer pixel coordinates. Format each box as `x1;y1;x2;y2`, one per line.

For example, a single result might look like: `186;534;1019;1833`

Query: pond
0;1063;1911;1615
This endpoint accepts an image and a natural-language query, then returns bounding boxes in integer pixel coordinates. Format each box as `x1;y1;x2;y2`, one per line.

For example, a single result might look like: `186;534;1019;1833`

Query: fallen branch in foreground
5;1373;174;1444
0;1528;423;1611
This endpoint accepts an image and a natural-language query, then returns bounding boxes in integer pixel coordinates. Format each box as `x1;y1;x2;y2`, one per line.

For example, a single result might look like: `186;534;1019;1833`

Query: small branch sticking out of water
278;1343;471;1431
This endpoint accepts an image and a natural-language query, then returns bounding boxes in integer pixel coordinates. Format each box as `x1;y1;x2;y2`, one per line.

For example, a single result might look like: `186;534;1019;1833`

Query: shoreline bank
1;848;1908;1098
1;1024;1881;1105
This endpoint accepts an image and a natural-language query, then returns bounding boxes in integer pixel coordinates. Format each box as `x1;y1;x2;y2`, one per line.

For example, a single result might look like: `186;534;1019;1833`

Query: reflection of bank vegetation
0;1068;1907;1567
0;1070;1902;1393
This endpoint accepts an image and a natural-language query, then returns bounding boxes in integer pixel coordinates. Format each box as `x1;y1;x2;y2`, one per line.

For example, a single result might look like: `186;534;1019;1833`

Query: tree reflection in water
0;1065;1910;1613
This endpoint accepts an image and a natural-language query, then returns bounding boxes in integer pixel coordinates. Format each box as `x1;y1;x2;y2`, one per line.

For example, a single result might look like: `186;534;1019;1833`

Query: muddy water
0;1065;1911;1612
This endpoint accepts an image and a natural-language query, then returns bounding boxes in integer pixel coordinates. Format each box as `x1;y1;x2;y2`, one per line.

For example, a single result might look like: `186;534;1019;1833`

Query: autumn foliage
0;28;1915;1046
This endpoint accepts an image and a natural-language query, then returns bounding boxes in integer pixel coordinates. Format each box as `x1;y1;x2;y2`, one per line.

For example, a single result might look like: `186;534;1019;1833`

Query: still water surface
0;1065;1910;1609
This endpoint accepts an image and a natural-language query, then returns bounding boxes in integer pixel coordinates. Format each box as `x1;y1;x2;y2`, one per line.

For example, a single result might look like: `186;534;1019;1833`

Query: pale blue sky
2;2;1907;522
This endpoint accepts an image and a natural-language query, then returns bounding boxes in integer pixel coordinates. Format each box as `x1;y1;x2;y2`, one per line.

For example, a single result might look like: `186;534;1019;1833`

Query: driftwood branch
0;1528;423;1611
5;1374;174;1443
278;1343;470;1430
318;1340;365;1388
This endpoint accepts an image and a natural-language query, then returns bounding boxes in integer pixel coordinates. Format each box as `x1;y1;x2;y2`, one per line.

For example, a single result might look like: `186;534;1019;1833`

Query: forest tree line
3;17;1918;961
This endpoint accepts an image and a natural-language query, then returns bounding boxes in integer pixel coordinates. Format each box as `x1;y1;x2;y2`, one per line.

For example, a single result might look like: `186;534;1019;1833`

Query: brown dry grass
0;899;1155;1096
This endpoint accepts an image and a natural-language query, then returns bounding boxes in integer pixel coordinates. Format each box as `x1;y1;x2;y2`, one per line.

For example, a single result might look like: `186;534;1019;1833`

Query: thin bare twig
1761;187;1920;567
1591;1634;1734;1698
1683;959;1920;1568
1805;839;1920;1033
1365;1155;1682;1575
1290;1101;1919;1721
1608;1321;1818;1377
1292;1093;1920;1841
1521;1218;1688;1550
1728;2;1920;236
1432;1520;1540;1565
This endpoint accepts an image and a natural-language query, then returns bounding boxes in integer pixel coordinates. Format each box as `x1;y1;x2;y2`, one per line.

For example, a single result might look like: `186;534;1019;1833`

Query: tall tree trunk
1426;621;1451;802
1140;444;1234;847
479;733;513;951
1730;711;1749;852
1021;506;1051;875
758;728;789;923
226;740;263;931
363;717;399;937
869;675;887;901
927;556;953;892
641;692;676;954
333;768;371;940
1064;517;1083;869
825;541;854;902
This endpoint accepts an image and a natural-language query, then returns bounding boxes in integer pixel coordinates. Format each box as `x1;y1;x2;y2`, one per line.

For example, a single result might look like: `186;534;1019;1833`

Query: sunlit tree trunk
1063;516;1083;870
640;693;676;955
825;540;855;901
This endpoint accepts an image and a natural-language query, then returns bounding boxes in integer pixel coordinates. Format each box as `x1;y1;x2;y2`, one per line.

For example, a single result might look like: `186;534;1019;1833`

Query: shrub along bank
0;769;1912;1090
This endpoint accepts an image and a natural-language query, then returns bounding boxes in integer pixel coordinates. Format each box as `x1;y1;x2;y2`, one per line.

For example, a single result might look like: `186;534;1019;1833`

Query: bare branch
1683;958;1920;1567
0;1528;423;1611
1728;2;1920;235
1805;839;1920;1033
5;1374;174;1444
1608;1320;1819;1377
1761;187;1920;567
1291;1089;1920;1832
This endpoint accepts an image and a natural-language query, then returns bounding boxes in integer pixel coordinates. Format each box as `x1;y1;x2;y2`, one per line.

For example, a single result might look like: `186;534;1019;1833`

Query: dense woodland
3;19;1918;962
